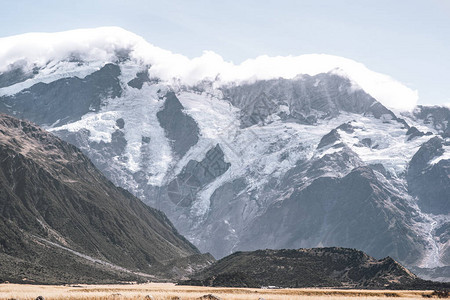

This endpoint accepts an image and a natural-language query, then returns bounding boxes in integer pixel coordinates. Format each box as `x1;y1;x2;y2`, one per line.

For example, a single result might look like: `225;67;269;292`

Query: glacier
0;27;448;280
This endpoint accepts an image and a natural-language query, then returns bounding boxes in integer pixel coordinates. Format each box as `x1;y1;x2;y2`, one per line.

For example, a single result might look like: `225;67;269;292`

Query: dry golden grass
0;283;435;299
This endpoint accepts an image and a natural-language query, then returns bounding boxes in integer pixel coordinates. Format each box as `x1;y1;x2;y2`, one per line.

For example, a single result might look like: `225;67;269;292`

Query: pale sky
1;0;449;106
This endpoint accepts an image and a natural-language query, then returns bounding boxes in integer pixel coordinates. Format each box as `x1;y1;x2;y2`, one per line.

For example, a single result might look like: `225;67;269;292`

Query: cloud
0;26;418;111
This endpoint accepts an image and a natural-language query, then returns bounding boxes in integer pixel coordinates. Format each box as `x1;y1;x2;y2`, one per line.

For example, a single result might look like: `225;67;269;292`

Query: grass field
0;283;439;299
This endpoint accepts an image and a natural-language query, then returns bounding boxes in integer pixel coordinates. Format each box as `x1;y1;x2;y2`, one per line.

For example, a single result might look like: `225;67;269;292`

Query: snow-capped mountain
0;27;448;279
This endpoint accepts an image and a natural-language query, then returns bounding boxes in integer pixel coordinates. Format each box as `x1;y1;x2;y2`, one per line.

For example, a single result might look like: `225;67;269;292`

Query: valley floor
0;283;441;299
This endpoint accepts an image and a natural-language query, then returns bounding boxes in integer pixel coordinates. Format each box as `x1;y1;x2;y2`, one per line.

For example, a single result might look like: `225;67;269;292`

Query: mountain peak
0;27;417;110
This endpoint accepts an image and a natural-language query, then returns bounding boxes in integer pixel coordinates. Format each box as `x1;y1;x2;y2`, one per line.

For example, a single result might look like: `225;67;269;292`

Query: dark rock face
181;247;421;288
407;137;450;214
0;64;122;126
127;70;151;89
193;178;247;256
406;126;425;141
307;146;363;179
238;167;423;266
369;163;390;178
337;122;355;133
317;129;340;149
157;92;199;157
167;144;230;207
221;73;395;127
361;138;373;148
115;118;125;129
413;105;450;138
0;114;205;283
408;137;445;173
0;65;37;88
318;122;356;149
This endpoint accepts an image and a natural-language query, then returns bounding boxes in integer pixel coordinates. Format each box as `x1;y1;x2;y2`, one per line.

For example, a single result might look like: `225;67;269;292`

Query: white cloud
0;26;418;111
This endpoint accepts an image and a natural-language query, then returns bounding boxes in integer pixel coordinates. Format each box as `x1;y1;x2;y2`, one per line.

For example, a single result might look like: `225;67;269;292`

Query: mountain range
0;27;448;281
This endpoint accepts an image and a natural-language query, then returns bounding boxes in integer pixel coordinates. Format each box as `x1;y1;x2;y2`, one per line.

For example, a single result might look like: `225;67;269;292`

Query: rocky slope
0;27;448;281
180;247;449;289
0;114;212;283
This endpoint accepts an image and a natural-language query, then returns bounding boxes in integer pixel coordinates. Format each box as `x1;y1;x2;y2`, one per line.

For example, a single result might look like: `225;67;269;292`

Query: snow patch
51;111;119;143
0;60;105;96
430;144;450;165
339;117;433;176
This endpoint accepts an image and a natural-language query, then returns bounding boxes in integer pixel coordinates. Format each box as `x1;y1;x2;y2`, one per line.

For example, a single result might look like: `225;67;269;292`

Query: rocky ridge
180;247;450;289
0;114;212;283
